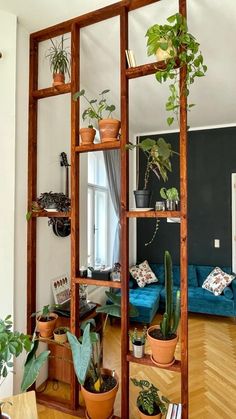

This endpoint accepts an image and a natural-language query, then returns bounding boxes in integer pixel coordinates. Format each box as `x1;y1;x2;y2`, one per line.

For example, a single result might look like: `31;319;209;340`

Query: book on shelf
166;403;182;419
125;49;136;68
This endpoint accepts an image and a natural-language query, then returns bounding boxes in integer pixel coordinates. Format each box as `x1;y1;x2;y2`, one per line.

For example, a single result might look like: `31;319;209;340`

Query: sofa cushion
223;286;234;300
172;265;198;287
129;284;162;323
150;264;165;285
202;267;235;296
130;260;158;288
188;287;234;317
196;265;232;287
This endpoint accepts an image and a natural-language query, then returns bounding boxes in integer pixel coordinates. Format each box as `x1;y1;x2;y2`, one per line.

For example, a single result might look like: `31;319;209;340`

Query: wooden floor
37;313;236;418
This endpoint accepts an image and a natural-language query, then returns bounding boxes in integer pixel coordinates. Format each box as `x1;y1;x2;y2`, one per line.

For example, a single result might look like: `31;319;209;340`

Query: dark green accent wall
137;126;236;266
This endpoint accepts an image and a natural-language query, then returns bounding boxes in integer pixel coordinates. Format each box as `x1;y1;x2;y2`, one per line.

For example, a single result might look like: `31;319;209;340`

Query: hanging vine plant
146;12;207;126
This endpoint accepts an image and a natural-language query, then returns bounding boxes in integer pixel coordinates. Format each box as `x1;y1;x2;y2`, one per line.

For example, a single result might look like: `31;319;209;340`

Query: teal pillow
173;265;198;287
150;264;165;284
197;266;215;287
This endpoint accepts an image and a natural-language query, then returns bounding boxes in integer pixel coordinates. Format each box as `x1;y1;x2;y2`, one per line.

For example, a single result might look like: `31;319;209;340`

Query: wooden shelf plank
75;140;121;153
126;210;181;218
31;211;71;218
32;83;71;99
126;59;179;79
75;277;121;288
127;352;181;372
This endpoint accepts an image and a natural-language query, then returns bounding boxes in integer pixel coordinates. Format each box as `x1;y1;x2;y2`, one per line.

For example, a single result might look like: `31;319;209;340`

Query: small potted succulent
32;304;58;338
147;251;180;366
73;89;120;144
53;326;69;344
146;13;207;126
131;378;169;419
160;187;179;210
46;35;70;87
129;326;147;358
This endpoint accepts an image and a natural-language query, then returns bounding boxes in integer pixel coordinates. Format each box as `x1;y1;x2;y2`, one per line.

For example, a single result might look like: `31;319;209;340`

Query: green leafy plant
73;89;116;128
131;378;169;416
160;251;180;339
126;137;178;189
146;12;207;126
129;326;147;345
0;315;49;404
31;304;57;321
46;35;70;76
160;187;179;201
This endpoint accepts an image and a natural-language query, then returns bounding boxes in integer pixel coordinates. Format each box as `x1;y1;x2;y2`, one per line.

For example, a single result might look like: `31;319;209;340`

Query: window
87;152;116;268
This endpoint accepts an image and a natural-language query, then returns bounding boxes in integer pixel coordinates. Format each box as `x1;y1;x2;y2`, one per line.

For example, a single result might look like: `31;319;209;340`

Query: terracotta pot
138;405;161;419
98;119;120;142
80;127;96;145
37;313;58;338
53;72;65;87
81;368;119;419
53;327;68;344
147;325;178;366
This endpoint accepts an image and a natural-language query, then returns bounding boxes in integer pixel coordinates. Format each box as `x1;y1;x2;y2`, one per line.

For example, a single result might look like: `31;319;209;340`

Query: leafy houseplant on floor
67;323;119;419
131;378;169;419
146;13;207;126
46;35;70;87
73;89;120;144
147;251;180;366
32;304;58;338
160;187;179;210
129;326;147;359
0;315;50;419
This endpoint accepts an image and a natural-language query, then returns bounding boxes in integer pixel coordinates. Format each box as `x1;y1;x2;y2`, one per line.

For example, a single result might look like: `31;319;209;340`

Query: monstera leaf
67;324;92;385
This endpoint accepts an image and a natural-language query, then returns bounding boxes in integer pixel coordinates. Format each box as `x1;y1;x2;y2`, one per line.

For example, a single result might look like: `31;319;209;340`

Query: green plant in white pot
146;13;207;126
160;187;179;210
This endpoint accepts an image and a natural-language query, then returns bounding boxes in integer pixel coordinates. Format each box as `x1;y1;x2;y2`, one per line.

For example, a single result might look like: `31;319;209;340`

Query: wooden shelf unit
27;0;188;417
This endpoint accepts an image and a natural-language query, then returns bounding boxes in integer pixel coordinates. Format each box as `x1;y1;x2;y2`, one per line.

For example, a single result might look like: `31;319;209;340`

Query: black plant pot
134;190;151;208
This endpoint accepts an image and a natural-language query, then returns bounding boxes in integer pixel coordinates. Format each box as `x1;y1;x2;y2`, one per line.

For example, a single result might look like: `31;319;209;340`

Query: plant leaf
67;324;92;385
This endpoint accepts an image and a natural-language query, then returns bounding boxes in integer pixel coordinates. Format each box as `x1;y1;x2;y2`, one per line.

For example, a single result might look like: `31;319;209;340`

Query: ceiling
0;0;236;134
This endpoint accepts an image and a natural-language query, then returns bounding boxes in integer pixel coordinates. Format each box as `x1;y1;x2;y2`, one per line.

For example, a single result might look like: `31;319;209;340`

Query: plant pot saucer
150;354;175;368
85;409;114;419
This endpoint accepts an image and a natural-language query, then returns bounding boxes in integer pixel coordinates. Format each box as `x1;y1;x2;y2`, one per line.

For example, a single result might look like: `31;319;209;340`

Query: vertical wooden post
27;37;38;334
120;6;130;419
70;22;80;409
179;1;188;418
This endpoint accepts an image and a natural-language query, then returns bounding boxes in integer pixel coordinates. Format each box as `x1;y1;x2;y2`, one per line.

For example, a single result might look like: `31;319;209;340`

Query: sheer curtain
103;150;120;264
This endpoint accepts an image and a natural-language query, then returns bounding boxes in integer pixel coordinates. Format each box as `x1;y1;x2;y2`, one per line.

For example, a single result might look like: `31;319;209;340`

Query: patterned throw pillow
129;260;158;288
202;267;235;296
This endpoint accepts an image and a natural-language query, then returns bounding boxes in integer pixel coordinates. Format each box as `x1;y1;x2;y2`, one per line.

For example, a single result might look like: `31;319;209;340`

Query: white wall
0;9;17;397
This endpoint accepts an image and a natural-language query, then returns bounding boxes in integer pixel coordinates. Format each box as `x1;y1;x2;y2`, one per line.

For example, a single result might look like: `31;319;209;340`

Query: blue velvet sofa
128;264;236;324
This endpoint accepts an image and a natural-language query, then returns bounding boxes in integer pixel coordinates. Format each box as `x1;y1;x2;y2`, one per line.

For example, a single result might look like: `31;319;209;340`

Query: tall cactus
160;251;180;339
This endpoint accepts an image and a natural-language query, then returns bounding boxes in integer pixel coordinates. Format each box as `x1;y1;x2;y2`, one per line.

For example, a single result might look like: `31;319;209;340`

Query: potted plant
147;251;180;366
146;13;207;126
0;315;50;418
67;323;119;419
126;137;178;208
129;326;147;358
131;378;169;419
160;187;179;210
53;326;69;344
46;35;70;87
32;304;58;338
73;89;120;144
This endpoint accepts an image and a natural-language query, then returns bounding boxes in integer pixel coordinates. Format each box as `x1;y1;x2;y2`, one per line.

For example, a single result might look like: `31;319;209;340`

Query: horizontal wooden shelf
127;352;181;372
32;211;71;218
126;59;179;79
126;210;181;218
75;140;121;153
75;277;121;288
32;83;71;99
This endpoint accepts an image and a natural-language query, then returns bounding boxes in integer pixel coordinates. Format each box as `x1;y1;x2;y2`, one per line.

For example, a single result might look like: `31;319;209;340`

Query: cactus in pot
147;251;180;366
